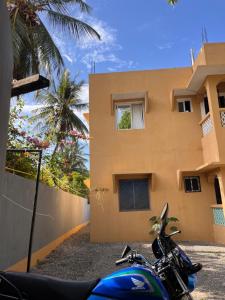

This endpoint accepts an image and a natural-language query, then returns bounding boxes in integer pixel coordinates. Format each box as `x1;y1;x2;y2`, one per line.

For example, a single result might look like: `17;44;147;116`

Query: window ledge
116;128;145;132
211;204;223;209
112;172;155;193
119;208;151;213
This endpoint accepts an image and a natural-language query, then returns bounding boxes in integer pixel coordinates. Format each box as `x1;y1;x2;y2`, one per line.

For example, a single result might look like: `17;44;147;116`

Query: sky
30;0;225;106
56;0;225;80
21;0;225;161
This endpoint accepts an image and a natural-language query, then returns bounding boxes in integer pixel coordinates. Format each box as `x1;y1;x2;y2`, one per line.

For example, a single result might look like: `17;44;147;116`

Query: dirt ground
33;225;225;300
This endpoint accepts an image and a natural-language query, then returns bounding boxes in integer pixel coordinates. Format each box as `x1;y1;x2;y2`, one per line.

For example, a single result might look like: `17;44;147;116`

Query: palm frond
34;18;64;75
68;109;88;134
70;102;88;111
168;0;178;4
45;10;100;40
39;0;91;14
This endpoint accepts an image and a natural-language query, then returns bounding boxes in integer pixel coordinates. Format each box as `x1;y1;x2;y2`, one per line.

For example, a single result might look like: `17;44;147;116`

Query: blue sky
21;0;225;162
57;0;225;77
36;0;225;106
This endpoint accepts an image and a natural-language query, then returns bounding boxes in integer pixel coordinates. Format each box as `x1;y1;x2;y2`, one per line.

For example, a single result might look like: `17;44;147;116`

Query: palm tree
168;0;178;4
7;0;100;79
30;69;88;154
52;142;88;175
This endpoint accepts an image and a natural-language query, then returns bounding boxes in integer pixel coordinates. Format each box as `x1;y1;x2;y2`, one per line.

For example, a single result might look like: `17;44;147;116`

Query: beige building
89;42;225;244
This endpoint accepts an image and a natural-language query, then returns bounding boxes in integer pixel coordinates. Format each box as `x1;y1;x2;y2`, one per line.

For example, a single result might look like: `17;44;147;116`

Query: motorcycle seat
0;271;100;300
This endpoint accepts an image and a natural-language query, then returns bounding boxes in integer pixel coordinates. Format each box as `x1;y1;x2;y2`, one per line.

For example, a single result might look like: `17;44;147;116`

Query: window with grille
177;99;192;112
116;102;144;130
184;176;201;193
118;178;150;211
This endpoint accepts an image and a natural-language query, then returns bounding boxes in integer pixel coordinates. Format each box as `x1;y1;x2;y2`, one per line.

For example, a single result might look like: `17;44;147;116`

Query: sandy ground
33;225;225;300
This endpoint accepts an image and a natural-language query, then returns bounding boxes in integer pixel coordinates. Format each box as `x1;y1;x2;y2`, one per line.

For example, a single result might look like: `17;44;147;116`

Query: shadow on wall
0;172;90;270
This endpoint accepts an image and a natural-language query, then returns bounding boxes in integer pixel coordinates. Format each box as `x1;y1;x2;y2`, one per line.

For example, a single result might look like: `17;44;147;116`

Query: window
119;179;150;211
177;99;192;112
184;176;201;193
200;96;209;118
218;92;225;108
116;102;144;130
214;177;222;205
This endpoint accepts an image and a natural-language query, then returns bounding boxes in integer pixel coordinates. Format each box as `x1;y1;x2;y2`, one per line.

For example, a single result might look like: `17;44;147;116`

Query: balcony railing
219;108;225;127
212;205;225;226
199;113;213;136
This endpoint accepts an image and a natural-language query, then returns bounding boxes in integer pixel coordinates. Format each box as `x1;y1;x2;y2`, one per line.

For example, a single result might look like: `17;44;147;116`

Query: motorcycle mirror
160;203;169;221
121;245;131;258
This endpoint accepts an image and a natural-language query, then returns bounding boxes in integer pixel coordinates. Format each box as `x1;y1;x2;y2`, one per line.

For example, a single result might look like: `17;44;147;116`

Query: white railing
200;113;213;136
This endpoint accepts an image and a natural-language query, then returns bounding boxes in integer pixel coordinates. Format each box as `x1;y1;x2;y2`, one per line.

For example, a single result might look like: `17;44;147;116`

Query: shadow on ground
34;226;225;300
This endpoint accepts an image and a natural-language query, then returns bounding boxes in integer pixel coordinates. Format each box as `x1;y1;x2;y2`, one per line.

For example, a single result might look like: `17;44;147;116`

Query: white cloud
78;17;118;50
79;83;89;104
75;15;137;72
157;42;174;50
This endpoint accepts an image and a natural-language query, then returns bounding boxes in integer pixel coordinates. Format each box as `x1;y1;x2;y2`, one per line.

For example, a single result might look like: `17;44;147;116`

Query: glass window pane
119;180;134;211
184;178;192;192
132;103;144;129
178;102;184;112
219;96;225;108
184;176;201;192
204;97;209;114
185;101;191;112
117;105;131;129
191;178;200;191
133;179;149;210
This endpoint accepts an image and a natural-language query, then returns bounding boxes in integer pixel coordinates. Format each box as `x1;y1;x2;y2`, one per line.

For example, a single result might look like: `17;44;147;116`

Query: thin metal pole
26;150;42;272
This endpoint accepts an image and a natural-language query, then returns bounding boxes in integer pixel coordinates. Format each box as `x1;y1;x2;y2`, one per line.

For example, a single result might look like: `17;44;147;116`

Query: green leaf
168;217;179;222
170;226;178;232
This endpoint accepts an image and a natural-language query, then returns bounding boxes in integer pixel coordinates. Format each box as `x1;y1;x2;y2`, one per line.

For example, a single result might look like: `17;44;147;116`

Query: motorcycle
0;203;202;300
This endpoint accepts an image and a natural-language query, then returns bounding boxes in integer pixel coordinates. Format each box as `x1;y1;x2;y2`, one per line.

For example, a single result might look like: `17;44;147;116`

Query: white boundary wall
0;173;90;270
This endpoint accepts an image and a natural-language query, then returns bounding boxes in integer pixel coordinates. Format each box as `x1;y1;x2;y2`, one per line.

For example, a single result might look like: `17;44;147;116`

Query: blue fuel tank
88;265;169;300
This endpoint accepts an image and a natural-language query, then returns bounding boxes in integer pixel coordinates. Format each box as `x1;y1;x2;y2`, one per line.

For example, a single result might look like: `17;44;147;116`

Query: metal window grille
220;111;225;127
213;207;225;226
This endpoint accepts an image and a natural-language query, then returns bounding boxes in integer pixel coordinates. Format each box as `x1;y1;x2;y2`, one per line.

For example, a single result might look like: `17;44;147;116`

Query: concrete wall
213;225;225;244
193;42;225;71
0;172;90;270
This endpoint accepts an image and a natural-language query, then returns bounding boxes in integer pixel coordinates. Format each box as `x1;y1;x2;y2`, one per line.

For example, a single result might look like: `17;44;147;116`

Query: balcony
220;108;225;127
211;205;225;226
199;113;213;136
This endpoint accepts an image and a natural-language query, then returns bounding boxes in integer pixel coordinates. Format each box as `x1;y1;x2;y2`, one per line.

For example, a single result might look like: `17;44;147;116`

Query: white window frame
177;98;193;112
115;101;145;130
184;176;201;193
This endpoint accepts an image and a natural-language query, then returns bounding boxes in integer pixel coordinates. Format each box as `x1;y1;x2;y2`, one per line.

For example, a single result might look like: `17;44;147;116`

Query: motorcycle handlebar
115;257;129;266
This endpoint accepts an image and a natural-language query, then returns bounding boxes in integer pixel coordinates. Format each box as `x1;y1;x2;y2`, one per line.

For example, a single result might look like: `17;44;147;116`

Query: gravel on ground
33;225;225;300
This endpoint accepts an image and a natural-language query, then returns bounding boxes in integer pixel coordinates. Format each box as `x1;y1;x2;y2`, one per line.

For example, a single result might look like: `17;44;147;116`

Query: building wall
89;68;216;243
1;173;90;270
193;42;225;70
